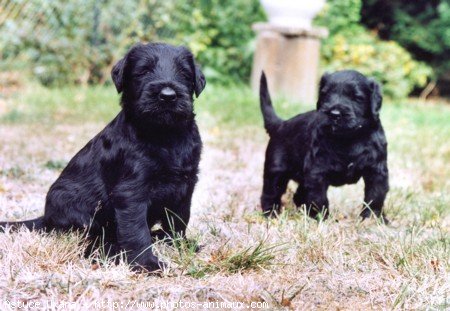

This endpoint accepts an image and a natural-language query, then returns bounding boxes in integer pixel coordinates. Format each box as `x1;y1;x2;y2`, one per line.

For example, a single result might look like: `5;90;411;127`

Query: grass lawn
0;83;449;309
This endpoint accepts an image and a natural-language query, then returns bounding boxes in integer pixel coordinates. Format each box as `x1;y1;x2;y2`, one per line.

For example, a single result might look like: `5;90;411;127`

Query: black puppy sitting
259;70;389;221
0;43;206;271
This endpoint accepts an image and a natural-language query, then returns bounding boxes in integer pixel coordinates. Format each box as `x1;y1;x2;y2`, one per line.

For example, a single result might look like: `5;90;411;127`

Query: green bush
130;0;265;84
0;0;434;98
362;0;450;78
0;0;264;86
0;0;139;86
316;0;432;99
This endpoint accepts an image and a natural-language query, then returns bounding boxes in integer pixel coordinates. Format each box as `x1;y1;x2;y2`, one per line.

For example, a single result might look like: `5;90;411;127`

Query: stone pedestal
251;23;328;104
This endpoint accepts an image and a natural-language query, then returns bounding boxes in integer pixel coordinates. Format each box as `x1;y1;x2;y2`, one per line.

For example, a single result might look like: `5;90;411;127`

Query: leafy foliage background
1;0;445;98
0;0;265;86
316;0;432;99
362;0;450;77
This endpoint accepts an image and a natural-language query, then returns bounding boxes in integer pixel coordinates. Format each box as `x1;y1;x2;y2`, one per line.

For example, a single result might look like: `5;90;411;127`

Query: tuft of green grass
165;236;285;279
153;213;285;278
217;240;285;273
44;160;68;171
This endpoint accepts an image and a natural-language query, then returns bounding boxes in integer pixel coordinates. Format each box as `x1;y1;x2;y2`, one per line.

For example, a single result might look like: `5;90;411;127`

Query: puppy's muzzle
159;87;177;102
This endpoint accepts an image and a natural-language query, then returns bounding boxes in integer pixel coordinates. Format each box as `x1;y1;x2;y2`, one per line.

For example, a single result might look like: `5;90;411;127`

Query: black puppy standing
0;43;206;271
259;70;389;221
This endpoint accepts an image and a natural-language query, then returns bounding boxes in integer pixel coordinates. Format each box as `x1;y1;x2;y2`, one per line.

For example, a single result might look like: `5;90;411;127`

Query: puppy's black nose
329;109;341;119
159;87;177;102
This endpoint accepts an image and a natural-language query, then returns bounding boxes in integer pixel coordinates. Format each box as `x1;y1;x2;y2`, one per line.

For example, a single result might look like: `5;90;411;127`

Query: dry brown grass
0;85;449;310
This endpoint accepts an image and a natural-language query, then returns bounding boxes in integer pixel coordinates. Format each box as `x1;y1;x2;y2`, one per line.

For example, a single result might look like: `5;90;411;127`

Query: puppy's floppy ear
193;62;206;98
183;48;206;98
369;78;382;122
317;72;330;110
111;57;126;93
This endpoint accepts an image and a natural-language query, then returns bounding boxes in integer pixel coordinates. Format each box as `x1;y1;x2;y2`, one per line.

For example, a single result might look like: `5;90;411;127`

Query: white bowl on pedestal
260;0;326;29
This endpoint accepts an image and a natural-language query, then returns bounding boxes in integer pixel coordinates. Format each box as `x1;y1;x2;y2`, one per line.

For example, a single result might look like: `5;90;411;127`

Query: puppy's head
111;43;206;128
317;70;382;136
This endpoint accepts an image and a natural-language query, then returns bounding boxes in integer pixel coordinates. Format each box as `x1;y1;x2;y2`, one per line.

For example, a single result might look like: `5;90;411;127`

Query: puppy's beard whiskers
136;101;194;128
140;100;192;115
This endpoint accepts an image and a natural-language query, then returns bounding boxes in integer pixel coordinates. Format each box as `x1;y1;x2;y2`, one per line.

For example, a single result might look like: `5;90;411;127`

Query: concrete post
251;23;328;104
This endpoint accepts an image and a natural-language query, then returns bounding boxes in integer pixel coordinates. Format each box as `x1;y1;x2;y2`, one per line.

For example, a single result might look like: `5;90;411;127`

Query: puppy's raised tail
260;72;282;135
0;216;45;232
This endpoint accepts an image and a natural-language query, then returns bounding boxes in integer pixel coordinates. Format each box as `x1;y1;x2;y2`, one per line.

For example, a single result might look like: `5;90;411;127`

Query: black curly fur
259;70;389;221
0;43;206;271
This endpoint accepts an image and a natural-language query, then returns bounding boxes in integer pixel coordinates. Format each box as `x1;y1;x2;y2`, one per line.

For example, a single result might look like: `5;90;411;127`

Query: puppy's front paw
360;208;390;225
132;259;166;274
130;251;167;274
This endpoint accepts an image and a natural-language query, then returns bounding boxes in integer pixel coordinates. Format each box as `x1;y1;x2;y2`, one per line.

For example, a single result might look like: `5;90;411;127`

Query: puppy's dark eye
354;94;365;102
135;69;152;77
134;59;156;77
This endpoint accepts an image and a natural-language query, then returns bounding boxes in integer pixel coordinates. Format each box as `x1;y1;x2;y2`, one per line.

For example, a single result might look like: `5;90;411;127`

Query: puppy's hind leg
157;204;191;240
261;171;289;217
303;175;330;220
361;164;389;223
293;184;306;210
156;205;202;253
260;142;290;217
